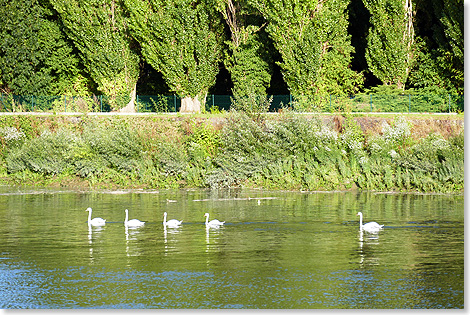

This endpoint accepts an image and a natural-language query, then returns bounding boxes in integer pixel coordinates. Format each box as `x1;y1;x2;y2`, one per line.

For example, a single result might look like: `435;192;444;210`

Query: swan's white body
86;207;106;226
204;213;225;228
124;209;145;227
163;212;183;228
357;212;383;232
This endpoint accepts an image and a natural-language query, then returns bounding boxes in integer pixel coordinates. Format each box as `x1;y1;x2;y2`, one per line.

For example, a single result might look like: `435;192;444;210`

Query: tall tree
215;0;272;99
0;0;90;96
313;0;364;95
125;0;224;113
409;0;463;93
50;0;140;111
249;0;321;97
363;0;414;89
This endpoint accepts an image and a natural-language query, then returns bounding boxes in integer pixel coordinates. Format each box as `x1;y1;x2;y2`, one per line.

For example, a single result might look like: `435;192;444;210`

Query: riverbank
0;112;463;193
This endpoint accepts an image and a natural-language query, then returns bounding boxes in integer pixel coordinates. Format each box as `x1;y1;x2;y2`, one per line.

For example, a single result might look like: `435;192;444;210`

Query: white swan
204;212;225;228
163;212;183;228
357;211;383;232
86;207;106;226
124;209;145;227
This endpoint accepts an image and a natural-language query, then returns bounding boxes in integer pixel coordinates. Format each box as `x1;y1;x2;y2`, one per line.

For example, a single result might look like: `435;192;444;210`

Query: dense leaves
0;0;464;110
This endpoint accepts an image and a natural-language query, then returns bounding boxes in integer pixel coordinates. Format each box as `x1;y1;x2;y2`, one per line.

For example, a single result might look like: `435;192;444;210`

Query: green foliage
0;112;463;193
216;0;272;98
0;0;90;96
230;91;273;119
249;0;321;96
363;0;414;89
50;0;140;110
125;0;224;101
313;0;364;95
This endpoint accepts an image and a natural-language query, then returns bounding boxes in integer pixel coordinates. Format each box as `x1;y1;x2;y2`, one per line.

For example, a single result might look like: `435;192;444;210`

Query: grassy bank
0;112;463;193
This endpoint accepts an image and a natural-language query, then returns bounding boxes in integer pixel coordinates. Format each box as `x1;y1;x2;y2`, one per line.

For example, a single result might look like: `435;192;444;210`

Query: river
0;187;464;309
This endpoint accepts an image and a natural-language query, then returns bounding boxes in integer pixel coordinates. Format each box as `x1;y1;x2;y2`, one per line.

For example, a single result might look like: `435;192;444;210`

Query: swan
124;209;145;227
357;211;383;232
163;212;183;228
204;212;225;228
86;207;106;226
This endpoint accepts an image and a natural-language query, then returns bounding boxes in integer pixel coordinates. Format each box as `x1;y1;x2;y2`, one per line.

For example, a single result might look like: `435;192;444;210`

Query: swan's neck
205;215;209;225
125;211;128;224
163;213;167;225
88;210;92;223
359;213;363;229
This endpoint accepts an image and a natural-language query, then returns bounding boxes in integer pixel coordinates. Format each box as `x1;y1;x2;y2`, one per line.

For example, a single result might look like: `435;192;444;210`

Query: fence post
409;94;411;113
448;94;451;113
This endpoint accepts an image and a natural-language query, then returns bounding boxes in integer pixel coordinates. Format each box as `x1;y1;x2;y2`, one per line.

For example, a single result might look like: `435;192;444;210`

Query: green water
0;188;464;309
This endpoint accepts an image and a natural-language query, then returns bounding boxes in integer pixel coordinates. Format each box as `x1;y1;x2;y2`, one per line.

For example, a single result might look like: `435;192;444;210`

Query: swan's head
357;212;362;216
125;209;129;213
204;213;209;217
86;207;92;212
163;212;167;216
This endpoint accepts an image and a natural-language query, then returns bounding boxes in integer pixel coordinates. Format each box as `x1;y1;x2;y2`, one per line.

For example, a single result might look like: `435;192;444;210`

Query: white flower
0;127;25;142
431;138;449;150
359;156;368;165
388;150;398;158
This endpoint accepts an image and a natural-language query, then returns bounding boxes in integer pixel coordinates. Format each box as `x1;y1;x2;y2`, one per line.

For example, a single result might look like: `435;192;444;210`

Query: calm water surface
0;187;464;309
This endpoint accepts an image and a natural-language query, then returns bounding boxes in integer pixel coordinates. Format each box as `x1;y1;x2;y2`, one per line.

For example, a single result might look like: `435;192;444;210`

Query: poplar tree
313;0;364;95
0;0;88;96
249;0;321;96
215;0;272;99
363;0;414;89
50;0;140;111
410;0;463;93
125;0;224;113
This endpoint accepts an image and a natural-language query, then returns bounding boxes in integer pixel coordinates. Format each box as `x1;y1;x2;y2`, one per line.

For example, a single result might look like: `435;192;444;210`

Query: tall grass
0;114;463;192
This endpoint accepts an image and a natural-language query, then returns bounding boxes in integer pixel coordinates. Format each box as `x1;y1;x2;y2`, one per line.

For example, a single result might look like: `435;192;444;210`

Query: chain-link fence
0;93;464;113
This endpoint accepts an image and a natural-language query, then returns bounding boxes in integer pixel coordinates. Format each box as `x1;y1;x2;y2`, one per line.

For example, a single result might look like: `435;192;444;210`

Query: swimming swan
204;213;225;228
86;207;106;226
124;209;145;227
357;211;383;232
163;212;183;228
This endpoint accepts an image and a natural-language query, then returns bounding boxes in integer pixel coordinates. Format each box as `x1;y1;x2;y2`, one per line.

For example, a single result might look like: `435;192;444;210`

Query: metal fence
0;93;464;113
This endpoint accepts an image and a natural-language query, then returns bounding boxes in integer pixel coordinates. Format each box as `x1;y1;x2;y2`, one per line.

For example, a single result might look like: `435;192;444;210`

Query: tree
125;0;224;113
0;0;90;96
215;0;272;100
363;0;414;89
249;0;321;97
409;0;463;93
50;0;140;111
313;0;364;95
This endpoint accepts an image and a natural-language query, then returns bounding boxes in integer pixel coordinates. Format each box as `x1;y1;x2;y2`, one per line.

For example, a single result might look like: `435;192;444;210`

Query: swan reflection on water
205;225;223;252
87;224;105;260
163;225;182;255
358;229;381;267
125;225;143;258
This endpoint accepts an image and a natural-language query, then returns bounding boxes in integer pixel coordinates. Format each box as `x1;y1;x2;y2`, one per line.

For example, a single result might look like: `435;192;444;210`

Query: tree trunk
180;95;202;113
119;84;137;113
